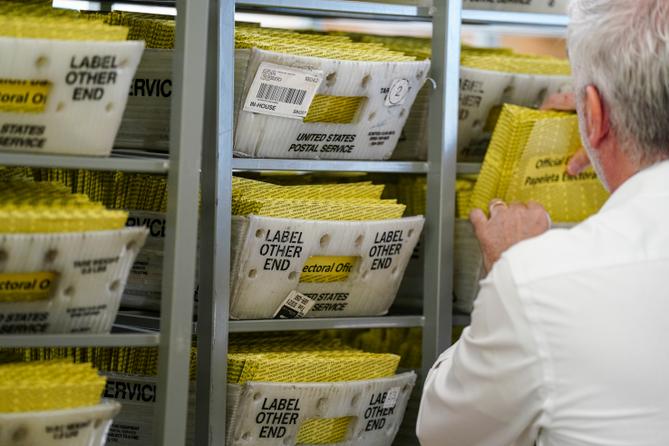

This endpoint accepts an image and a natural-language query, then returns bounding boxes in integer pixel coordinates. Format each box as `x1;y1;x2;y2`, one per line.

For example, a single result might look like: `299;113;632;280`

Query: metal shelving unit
42;1;569;445
176;1;566;444
1;1;206;446
195;1;461;445
198;3;566;445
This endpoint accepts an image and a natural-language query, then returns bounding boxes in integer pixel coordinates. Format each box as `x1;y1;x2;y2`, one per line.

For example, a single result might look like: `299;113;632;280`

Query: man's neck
604;147;669;192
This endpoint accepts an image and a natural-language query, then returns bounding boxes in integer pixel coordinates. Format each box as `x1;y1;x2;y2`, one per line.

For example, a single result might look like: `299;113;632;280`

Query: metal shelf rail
2;2;205;446
0;152;169;173
236;0;432;20
116;311;425;333
195;0;235;444
422;0;462;377
230;315;426;332
232;158;429;173
152;1;207;445
0;333;161;348
461;8;568;26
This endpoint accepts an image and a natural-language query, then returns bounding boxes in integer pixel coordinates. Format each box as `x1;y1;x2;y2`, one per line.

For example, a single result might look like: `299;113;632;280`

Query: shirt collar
601;159;669;212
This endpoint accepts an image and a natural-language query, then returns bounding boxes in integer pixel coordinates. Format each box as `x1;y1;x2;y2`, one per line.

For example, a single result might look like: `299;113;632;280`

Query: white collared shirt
417;160;669;446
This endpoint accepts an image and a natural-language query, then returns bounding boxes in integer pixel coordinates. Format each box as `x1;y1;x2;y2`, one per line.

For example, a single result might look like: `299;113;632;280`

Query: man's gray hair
568;0;669;163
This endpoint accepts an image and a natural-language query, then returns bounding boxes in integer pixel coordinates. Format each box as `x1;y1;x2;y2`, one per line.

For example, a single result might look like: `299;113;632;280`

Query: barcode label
273;290;315;319
384;386;401;409
243;62;323;120
256;83;307;105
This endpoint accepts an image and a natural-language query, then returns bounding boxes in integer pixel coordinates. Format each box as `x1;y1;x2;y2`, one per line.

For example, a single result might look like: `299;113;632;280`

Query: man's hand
541;92;592;176
470;199;551;274
540;91;575;112
566;149;591;176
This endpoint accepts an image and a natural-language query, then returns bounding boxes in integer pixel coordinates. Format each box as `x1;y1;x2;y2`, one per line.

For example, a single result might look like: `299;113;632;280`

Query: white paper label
273;290;316;319
125;210;166;250
103;376;155;444
385;79;411;107
384;386;400;409
243;62;323;120
103;373;195;445
123;211;165;308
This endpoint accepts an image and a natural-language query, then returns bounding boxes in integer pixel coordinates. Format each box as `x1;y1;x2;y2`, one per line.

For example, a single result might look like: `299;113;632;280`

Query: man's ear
584;85;610;150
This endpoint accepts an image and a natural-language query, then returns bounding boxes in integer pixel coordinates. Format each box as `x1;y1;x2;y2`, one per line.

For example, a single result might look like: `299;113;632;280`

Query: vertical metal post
195;0;235;444
422;0;462;378
155;0;209;444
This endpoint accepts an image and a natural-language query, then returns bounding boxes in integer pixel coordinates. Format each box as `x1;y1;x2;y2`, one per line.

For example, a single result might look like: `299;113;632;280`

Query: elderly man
416;0;669;445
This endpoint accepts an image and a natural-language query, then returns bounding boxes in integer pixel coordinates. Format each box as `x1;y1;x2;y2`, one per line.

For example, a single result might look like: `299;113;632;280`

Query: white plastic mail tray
234;49;430;160
0;400;120;446
230;215;425;319
227;372;417;446
0;227;147;334
0;37;144;156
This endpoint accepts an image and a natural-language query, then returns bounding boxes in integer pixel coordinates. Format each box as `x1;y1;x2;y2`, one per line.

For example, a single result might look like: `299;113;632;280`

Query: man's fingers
508;201;527;211
540;92;576;111
526;200;546;212
567;148;591;176
488;198;507;217
469;208;488;233
470;208;492;273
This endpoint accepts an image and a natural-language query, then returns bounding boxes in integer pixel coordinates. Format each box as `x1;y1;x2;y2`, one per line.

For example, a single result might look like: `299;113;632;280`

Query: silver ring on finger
489;198;507;214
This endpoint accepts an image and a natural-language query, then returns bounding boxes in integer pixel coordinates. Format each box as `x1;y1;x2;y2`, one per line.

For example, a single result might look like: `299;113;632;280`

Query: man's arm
416;258;547;446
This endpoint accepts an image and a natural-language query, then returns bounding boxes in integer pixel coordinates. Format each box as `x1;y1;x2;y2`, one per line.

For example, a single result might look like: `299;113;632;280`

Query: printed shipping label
243;62;323;120
128;77;172;99
104;377;156;444
124;249;163;296
125;211;166;250
124;211;165;304
0;79;51;113
383;387;400;409
103;373;195;445
0;271;57;302
299;256;358;283
273;290;315;319
123;210;200;303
